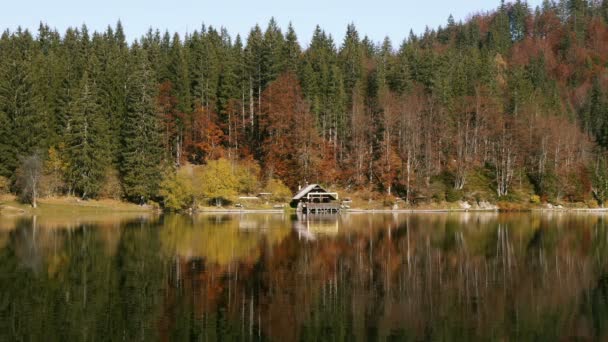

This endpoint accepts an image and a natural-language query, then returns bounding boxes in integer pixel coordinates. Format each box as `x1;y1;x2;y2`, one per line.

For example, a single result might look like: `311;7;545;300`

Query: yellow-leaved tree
264;178;292;202
159;169;194;211
196;158;239;206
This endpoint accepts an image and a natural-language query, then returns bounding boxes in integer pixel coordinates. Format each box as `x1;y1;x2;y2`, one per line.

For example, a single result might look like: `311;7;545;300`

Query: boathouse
290;184;340;213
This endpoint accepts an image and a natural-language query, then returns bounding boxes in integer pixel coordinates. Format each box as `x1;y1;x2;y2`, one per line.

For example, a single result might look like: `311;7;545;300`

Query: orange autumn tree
259;72;323;189
187;103;225;163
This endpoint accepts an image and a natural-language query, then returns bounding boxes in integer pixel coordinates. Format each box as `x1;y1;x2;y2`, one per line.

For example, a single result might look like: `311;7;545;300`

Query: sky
3;0;544;46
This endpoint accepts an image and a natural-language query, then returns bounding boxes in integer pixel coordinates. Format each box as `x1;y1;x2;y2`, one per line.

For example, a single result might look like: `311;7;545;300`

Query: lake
1;212;608;341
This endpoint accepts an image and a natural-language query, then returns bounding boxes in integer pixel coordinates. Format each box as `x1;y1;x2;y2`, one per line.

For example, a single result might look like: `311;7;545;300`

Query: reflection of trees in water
0;215;165;340
3;213;608;340
157;213;608;340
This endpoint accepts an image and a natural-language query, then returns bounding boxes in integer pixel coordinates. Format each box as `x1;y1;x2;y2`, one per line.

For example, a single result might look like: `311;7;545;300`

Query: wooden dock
302;203;340;214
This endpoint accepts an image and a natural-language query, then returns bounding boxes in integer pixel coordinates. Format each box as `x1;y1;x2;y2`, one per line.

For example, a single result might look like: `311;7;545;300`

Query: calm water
1;212;608;341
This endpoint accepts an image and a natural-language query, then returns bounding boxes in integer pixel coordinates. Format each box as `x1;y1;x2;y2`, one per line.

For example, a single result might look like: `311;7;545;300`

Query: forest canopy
2;0;608;207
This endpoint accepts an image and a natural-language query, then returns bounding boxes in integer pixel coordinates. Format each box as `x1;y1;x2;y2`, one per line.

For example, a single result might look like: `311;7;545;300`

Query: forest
2;0;608;209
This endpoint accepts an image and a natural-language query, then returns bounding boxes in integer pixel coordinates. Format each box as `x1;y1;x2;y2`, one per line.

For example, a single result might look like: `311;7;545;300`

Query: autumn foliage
3;1;608;205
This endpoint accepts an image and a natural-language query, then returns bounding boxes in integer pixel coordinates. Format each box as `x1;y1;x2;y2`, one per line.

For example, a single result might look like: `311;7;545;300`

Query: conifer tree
340;24;364;98
282;23;301;73
262;18;285;86
168;33;192;113
120;45;163;203
65;61;110;198
0;29;45;179
245;25;264;127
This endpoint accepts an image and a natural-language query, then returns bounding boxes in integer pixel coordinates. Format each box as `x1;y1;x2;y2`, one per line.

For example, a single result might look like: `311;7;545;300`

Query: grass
0;194;154;216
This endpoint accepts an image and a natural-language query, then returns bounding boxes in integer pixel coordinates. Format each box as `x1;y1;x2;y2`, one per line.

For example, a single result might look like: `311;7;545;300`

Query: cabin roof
292;184;337;201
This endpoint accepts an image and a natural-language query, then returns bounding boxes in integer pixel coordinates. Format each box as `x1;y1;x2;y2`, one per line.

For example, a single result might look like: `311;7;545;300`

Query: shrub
99;168;124;200
586;199;599;209
382;196;395;207
264;178;291;202
194;159;238;206
445;188;462;203
0;176;9;194
497;201;527;211
159;171;194;211
43;145;68;196
530;195;541;204
428;178;447;202
235;159;261;194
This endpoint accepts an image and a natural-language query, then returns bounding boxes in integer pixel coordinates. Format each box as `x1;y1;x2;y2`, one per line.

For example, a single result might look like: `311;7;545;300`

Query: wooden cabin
291;184;340;213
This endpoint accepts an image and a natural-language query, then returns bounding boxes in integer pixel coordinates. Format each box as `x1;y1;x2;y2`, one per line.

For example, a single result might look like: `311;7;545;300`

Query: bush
235;159;261;194
497;201;527;211
43;145;68;196
445;188;462;203
194;159;238;206
264;178;291;202
382;196;395;207
428;178;447;202
586;199;599;209
159;171;194;211
530;195;541;204
99;168;124;200
0;176;9;195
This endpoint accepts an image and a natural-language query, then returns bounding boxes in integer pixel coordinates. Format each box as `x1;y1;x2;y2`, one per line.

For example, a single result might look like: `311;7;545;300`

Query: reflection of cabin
293;212;339;240
291;184;340;213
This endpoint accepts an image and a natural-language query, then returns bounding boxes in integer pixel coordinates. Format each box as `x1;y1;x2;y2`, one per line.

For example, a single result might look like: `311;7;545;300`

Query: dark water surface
2;212;608;341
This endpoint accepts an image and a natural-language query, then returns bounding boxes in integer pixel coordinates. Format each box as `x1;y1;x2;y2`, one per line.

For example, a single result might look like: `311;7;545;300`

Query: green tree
282;22;301;73
0;29;46;179
120;45;163;203
592;156;608;206
64;65;110;198
262;18;285;87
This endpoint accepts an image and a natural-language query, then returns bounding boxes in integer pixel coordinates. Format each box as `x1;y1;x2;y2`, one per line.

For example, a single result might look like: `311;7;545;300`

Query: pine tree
262;18;285;86
568;0;589;40
65;60;110;198
98;21;129;163
217;28;239;116
0;29;45;179
282;23;301;73
168;33;192;113
487;1;512;53
602;0;608;23
244;25;264;133
120;45;163;203
509;0;530;42
339;23;364;109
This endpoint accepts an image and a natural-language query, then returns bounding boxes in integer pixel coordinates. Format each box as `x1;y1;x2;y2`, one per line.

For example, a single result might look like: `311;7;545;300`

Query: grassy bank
1;194;603;218
0;195;155;216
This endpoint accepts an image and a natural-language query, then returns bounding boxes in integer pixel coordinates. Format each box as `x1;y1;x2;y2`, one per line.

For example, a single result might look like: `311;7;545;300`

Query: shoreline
3;194;608;216
194;207;608;214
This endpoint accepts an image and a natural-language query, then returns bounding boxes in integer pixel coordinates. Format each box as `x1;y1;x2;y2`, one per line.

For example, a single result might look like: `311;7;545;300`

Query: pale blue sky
3;0;543;46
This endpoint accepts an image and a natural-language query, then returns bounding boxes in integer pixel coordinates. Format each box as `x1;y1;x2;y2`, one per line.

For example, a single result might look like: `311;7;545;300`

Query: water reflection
1;212;608;340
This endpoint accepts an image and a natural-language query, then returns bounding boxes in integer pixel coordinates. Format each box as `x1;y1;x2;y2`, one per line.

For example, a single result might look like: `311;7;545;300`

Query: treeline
2;0;608;207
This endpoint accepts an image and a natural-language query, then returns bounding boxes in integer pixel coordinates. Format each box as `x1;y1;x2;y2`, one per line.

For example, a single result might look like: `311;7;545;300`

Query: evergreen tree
262;18;285;85
602;0;608;23
339;23;364;106
98;21;129;163
567;0;589;40
509;0;530;42
244;25;264;132
120;45;163;202
0;29;45;179
168;33;192;113
282;22;301;73
487;1;512;53
65;61;110;198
